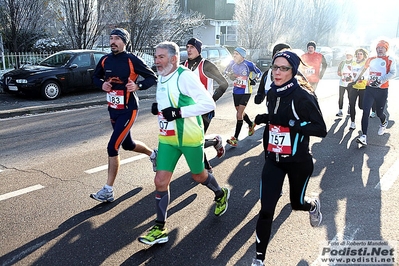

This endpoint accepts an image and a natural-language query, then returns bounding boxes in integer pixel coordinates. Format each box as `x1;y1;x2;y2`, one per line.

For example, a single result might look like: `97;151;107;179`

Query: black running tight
255;157;314;261
361;86;388;135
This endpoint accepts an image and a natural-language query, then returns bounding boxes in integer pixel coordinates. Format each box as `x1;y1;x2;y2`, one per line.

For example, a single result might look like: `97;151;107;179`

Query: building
179;0;237;46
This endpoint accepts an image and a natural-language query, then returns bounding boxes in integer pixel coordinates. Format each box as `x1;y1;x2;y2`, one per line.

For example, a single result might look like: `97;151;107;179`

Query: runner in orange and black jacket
90;28;157;203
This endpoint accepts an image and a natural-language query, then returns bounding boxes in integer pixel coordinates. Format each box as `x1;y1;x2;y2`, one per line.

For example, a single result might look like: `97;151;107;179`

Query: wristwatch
138;83;143;89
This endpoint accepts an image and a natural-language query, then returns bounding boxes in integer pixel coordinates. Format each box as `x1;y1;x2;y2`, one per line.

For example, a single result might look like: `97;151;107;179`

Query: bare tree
234;0;303;57
112;0;204;50
302;0;344;45
234;0;268;50
167;10;205;46
57;0;110;49
234;0;357;56
0;0;51;52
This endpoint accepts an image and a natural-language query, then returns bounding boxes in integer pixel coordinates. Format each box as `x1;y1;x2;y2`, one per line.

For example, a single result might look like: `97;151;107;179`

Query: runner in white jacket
138;41;230;246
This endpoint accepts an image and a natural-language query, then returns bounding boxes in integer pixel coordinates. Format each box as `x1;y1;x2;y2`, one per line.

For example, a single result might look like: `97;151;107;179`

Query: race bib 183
107;90;125;109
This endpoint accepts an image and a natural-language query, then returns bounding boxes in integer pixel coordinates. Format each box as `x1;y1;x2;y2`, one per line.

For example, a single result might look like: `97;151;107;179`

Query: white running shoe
251;258;264;266
336;110;343;117
378;121;388;135
214;135;225;158
370;112;376;118
90;186;114;202
349;122;356;130
356;135;367;146
150;149;158;172
309;198;322;227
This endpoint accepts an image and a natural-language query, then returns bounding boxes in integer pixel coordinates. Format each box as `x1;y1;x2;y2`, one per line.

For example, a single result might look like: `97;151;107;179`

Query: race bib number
369;71;382;83
267;124;292;154
341;73;352;82
158;113;175;136
107;90;124;109
233;76;248;88
305;67;315;76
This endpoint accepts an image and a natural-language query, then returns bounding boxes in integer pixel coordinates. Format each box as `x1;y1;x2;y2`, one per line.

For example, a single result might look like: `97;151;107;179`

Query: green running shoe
226;136;238;147
214;187;230;216
138;224;168;245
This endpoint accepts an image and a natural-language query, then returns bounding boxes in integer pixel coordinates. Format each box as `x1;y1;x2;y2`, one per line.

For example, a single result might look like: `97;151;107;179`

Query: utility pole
0;35;5;70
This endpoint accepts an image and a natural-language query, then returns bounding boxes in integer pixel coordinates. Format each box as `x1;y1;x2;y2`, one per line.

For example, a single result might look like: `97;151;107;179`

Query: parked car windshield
40;52;73;67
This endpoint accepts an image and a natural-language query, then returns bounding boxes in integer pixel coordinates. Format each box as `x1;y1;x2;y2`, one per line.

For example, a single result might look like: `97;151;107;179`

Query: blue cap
235;47;246;58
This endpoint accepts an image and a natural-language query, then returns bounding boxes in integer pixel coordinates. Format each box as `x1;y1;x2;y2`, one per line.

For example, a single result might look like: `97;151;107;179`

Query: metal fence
0;49;155;72
0;52;54;70
134;49;155;67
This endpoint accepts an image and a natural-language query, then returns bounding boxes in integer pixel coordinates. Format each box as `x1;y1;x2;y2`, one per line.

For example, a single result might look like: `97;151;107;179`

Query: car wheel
41;80;61;100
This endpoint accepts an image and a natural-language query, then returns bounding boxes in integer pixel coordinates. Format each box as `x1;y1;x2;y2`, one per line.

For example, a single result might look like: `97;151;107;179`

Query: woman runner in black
251;51;327;266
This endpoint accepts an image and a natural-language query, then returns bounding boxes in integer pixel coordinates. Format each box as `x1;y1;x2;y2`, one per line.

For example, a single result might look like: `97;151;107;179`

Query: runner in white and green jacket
138;41;230;246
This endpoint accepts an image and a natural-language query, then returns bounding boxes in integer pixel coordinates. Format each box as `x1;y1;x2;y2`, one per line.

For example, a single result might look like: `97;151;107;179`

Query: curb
0;93;156;119
0;100;106;119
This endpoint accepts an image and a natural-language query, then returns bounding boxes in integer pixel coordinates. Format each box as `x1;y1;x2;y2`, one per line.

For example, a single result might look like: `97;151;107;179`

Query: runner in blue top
224;47;262;147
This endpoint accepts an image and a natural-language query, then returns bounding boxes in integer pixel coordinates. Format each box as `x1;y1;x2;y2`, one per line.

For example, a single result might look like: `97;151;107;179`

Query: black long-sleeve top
263;83;327;162
93;51;157;110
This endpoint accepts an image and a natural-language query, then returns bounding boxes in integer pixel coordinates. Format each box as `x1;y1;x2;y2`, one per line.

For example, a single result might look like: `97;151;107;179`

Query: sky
353;0;399;51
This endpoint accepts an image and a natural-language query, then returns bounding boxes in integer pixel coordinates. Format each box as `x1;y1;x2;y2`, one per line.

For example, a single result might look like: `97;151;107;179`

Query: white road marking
2;240;47;266
84;154;148;174
375;158;399;191
0;184;45;202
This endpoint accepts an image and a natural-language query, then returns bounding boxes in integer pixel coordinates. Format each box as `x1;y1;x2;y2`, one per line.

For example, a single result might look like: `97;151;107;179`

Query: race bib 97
158;113;175;136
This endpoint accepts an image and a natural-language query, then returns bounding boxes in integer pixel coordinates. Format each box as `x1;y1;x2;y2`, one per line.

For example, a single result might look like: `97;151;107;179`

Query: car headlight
16;79;28;83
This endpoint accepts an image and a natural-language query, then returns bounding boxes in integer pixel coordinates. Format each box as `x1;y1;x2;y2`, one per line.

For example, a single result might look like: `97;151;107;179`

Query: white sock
104;184;113;191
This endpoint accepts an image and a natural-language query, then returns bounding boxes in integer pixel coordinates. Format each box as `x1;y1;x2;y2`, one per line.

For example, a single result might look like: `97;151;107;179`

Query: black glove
162;107;182;121
254;113;268;125
347;82;356;88
254;94;265;104
250;78;256;85
151;102;158;115
206;110;215;120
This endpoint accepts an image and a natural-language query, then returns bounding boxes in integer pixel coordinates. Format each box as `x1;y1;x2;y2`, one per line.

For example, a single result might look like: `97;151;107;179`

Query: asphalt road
1;71;398;266
0;86;156;119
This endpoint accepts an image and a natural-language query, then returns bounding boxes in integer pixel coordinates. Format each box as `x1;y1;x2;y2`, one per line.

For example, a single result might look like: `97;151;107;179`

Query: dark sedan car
0;50;107;100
